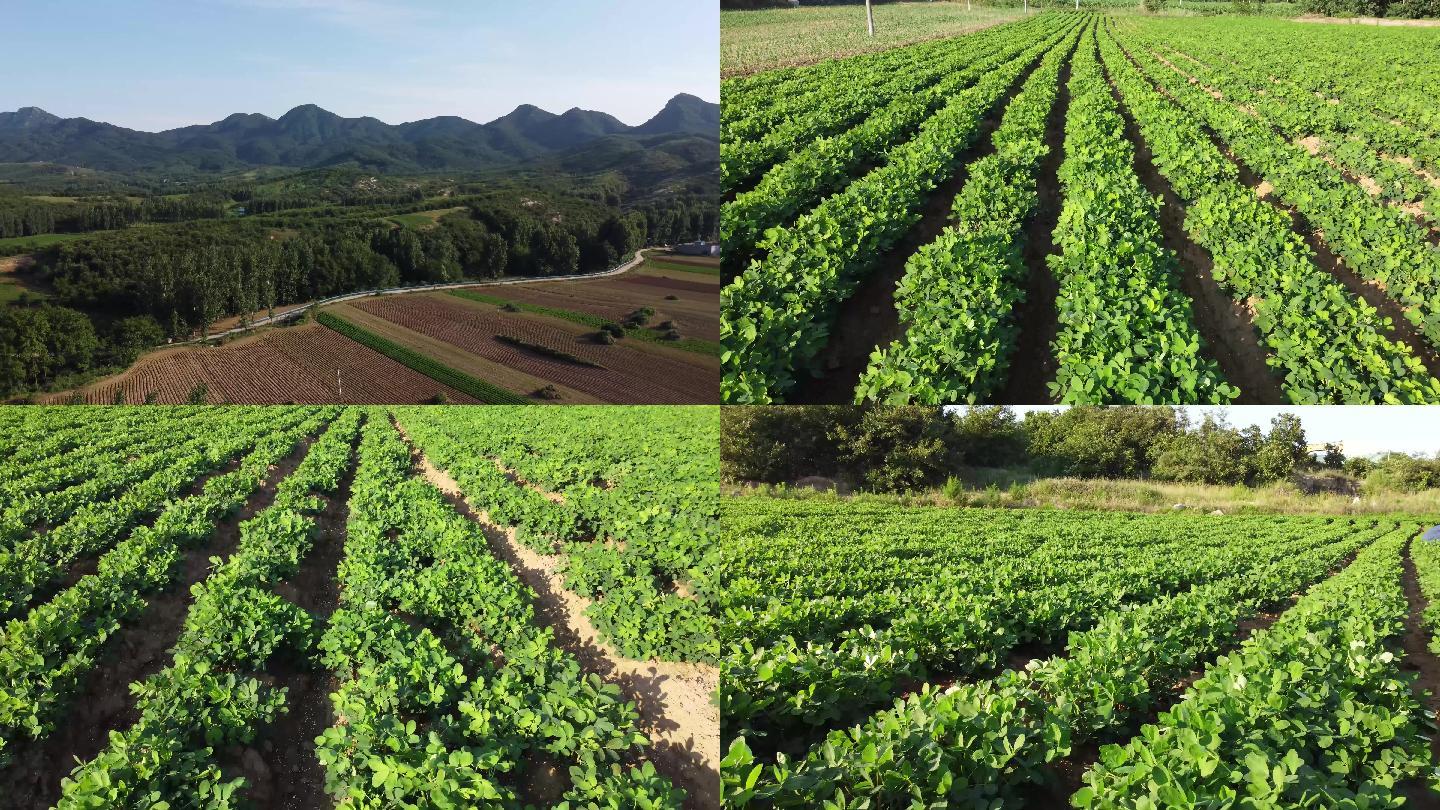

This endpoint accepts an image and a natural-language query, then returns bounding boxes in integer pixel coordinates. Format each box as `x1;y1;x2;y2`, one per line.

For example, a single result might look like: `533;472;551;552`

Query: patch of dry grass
726;474;1440;519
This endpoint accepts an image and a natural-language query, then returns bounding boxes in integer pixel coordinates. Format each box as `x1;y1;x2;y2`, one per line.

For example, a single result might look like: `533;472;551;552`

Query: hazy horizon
3;0;718;131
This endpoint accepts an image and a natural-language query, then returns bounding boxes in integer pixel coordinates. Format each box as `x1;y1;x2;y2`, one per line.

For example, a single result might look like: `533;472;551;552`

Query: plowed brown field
49;324;481;404
41;257;719;404
350;294;717;404
477;268;719;343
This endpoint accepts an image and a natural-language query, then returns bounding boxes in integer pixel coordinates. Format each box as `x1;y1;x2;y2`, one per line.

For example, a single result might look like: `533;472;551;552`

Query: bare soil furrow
789;42;1056;403
996;48;1073;404
240;430;360;809
391;418;719;810
1104;59;1285;404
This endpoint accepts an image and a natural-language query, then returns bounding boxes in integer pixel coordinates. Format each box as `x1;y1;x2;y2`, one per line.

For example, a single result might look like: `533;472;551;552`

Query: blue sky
4;0;718;131
989;406;1440;458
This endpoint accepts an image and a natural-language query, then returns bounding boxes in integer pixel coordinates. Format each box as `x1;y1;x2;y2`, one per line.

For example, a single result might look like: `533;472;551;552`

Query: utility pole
865;0;875;36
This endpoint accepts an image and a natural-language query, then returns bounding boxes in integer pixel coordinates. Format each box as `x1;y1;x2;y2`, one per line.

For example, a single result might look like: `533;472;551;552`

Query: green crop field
0;232;90;254
0;405;718;808
0;278;45;305
720;11;1440;405
720;2;1022;76
387;206;468;229
720;493;1440;807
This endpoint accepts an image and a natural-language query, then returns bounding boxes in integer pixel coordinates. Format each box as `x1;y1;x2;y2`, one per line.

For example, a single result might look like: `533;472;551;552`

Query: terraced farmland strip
645;259;721;276
351;295;715;403
316;310;530;404
448;289;722;356
65;323;491;405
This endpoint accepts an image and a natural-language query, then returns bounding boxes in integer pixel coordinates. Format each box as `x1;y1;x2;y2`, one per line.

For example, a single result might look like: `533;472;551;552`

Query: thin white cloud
216;0;438;34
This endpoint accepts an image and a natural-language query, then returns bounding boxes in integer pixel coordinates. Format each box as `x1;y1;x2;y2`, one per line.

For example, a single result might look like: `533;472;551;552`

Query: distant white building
675;241;720;257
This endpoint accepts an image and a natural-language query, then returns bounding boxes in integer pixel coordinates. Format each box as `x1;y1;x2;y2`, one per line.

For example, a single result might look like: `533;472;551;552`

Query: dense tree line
0;306;161;398
721;406;1333;492
0;195;228;239
633;195;717;243
1300;0;1439;16
235;187;428;214
0;193;676;396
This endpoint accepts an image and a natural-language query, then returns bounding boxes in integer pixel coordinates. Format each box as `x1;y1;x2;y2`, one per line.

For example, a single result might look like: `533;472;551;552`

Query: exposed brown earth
1397;537;1440;810
392;420;720;810
327;302;603;403
240;430;360;809
997;48;1073;405
616;274;716;296
456;277;720;344
646;252;721;269
0;255;36;274
46;324;482;405
348;295;717;403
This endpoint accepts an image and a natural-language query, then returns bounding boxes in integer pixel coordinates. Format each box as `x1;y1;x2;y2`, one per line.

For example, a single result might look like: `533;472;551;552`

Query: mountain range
0;94;719;175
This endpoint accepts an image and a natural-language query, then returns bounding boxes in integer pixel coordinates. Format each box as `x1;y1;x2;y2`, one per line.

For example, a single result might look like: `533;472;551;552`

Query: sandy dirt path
394;421;719;810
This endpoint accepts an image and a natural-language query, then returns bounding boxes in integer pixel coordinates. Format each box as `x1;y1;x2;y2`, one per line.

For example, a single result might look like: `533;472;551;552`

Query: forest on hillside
0;169;716;398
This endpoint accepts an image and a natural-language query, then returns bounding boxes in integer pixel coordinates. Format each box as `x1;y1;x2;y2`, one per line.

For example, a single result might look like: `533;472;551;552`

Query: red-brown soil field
39;258;719;405
466;267;720;343
46;324;481;404
348;294;717;404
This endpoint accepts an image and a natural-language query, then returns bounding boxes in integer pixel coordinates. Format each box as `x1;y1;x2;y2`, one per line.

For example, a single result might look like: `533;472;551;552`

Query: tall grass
727;473;1440;519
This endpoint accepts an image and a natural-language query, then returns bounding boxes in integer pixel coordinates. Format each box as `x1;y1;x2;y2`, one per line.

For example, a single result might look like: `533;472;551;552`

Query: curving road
175;248;654;346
